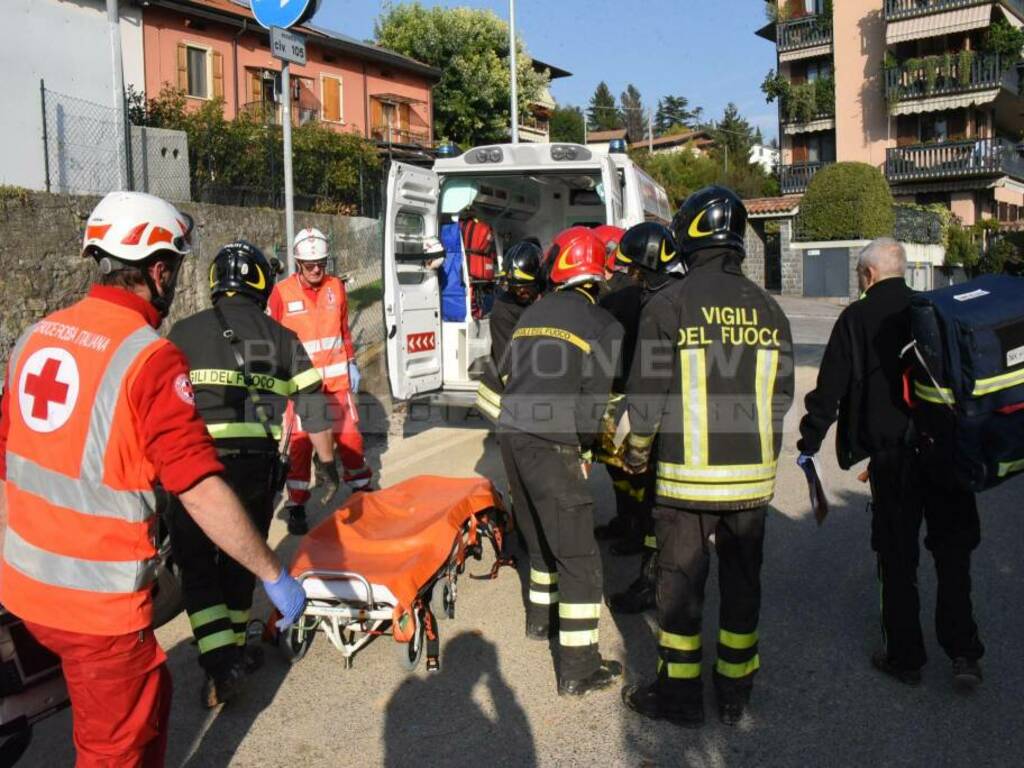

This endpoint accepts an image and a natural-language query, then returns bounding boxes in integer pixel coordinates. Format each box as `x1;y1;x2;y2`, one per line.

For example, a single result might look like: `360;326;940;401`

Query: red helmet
546;227;607;288
592;225;626;272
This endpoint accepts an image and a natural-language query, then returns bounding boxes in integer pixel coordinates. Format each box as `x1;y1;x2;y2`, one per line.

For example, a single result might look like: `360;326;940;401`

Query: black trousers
501;432;603;680
654;505;765;704
167;454;277;677
607;465;656;545
869;448;984;670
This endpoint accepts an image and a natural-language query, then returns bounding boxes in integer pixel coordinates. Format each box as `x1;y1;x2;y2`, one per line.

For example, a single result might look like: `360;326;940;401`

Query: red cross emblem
24;358;69;420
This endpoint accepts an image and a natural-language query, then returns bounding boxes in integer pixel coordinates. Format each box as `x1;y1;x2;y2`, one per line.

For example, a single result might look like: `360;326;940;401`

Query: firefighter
268;228;372;535
166;241;339;707
601;222;684;613
498;227;625;697
475;240;544;422
0;192;306;766
620;187;794;727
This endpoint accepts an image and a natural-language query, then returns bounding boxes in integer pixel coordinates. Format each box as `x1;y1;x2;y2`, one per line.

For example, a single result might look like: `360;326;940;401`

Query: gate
802;248;850;297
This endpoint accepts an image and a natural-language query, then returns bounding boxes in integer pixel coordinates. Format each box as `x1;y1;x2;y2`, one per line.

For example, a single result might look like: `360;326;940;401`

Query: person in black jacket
797;237;983;689
166;242;339;708
499;226;624;698
621;187;794;728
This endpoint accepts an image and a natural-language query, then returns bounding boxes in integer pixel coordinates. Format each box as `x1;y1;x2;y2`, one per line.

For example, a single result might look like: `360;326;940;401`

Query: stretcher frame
279;508;510;671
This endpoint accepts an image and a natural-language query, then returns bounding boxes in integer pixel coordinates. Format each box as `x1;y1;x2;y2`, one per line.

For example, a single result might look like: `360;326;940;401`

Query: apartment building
141;0;441;151
758;0;1024;226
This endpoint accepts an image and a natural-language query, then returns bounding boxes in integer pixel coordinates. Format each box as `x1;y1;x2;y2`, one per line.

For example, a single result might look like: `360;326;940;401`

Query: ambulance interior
435;171;608;389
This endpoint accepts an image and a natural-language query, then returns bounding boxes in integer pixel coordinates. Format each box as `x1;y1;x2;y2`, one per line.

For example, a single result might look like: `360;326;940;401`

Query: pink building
140;0;441;150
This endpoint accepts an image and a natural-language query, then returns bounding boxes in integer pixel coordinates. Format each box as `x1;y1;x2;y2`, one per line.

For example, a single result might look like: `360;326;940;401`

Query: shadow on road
383;632;537;767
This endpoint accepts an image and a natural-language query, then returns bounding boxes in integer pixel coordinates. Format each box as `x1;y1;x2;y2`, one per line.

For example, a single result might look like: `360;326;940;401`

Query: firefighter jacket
168;294;331;452
498;288;624;449
476;290;527;421
599;273;645;395
626;248;795;512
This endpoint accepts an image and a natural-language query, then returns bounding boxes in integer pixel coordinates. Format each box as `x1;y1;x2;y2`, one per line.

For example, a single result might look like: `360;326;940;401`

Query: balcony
239;101;318;127
885;53;1022;102
886;138;1024;183
371;124;430;147
884;0;1024;21
777;15;833;53
518;114;550;143
780;161;831;194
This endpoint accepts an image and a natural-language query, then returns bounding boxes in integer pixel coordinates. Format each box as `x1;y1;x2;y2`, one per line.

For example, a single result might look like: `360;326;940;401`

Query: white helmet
82;191;193;264
293;227;329;261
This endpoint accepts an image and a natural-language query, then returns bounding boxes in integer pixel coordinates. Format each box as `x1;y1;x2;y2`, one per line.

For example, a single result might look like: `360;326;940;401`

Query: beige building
758;0;1024;226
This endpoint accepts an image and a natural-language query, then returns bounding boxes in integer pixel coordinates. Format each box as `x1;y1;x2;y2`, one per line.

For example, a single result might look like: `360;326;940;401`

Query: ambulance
383;141;673;406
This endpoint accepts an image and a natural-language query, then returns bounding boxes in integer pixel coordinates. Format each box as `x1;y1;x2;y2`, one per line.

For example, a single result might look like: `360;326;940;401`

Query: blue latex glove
797;453;815;471
263;568;306;631
348;361;361;393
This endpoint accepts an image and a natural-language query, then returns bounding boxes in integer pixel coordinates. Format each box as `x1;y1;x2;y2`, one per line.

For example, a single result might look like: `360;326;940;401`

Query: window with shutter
185;45;209;99
212;51;224;100
177;44;188;91
322;76;342;122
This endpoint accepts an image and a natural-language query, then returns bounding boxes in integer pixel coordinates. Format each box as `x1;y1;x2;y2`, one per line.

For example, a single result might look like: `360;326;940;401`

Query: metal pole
509;0;519;143
106;0;128;190
40;79;51;193
282;60;296;275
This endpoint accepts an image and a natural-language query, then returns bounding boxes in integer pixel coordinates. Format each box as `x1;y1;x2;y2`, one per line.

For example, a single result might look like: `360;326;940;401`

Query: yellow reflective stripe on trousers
658;461;777;483
681;349;708;467
657;478;775;502
189;604;230;631
719;628;758;650
998;458;1024;477
973;367;1024;396
756;349;779;465
657;658;701;679
290;367;322;392
715;655;761;678
644;534;658;549
659;629;700;651
207;422;283;440
529;590;560;605
560;629;599;647
475;383;502;419
530;569;558;585
914;381;954;405
197;629;239;655
559;603;601;620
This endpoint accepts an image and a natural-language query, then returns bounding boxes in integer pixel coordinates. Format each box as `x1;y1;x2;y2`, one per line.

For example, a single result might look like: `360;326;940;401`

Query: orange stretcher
277;476;509;671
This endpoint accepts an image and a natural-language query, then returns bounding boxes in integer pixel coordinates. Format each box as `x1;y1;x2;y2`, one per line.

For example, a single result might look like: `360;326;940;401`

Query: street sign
250;0;318;31
271;27;307;66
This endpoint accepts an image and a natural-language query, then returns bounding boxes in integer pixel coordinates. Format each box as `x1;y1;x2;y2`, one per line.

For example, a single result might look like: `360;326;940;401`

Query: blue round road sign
250;0;318;30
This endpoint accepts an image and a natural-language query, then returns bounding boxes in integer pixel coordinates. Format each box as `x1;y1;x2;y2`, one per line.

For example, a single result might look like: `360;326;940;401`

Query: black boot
558;659;623;697
525;606;554;641
201;661;247;709
606;576;656;614
287;505;308;536
952;657;982;692
715;686;752;726
871;649;921;686
622;682;704;728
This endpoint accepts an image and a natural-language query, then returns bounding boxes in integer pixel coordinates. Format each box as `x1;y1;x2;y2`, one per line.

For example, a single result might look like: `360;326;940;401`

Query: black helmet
209;241;281;306
672;185;747;261
615;222;680;274
502;240;544;287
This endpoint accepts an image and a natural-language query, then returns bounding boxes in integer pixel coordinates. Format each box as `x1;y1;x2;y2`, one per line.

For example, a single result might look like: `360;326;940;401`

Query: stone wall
779;219;801;296
743;222;766;288
0;191;381;372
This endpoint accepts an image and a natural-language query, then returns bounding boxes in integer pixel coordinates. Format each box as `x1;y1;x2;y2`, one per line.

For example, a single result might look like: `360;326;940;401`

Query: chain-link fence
40;82;385;218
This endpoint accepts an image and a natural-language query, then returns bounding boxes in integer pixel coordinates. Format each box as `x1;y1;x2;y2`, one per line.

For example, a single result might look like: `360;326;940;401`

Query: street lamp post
509;0;519;144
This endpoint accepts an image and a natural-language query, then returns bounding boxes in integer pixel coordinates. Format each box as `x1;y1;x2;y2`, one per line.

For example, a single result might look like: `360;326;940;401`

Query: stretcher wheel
396;616;425;672
430;581;455;621
278;620;316;664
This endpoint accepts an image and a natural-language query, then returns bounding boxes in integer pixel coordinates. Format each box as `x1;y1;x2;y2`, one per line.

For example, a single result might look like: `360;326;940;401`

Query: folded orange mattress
290;476;501;617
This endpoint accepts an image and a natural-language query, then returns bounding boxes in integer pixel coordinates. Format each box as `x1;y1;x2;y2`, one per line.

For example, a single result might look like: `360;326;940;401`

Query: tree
550;105;585;144
714;103;758;165
620;84;645;143
654;95;702;134
374;3;549;146
587;81;621;132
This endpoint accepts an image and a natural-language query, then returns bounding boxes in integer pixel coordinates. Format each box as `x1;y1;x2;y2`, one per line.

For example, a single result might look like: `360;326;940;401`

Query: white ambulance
383;142;673;406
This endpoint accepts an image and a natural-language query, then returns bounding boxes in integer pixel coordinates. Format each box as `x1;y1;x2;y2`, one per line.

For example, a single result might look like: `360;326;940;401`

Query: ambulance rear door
601;154;625;226
383;162;443;400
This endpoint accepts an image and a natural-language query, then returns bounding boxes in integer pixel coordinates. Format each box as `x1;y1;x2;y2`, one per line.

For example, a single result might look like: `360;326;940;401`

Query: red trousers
287;388;371;506
25;622;172;768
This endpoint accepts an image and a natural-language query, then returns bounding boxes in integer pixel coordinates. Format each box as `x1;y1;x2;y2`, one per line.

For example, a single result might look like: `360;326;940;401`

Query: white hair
858;237;906;278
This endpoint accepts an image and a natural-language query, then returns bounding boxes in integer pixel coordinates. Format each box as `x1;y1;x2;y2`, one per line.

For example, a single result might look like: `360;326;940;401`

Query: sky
313;0;779;141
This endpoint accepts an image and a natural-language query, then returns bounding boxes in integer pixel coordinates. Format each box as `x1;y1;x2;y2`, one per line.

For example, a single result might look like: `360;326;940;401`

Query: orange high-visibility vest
1;296;169;635
272;275;350;393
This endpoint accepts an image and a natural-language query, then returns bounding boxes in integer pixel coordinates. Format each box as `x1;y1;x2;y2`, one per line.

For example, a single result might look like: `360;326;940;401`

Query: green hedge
796;162;894;241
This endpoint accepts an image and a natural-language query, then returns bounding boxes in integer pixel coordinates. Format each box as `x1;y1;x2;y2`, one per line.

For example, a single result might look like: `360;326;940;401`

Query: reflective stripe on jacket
271;274;352;393
1;296;167;635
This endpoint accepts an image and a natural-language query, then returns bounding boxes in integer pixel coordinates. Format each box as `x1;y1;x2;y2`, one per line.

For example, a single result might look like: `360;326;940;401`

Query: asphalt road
26;297;1024;767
